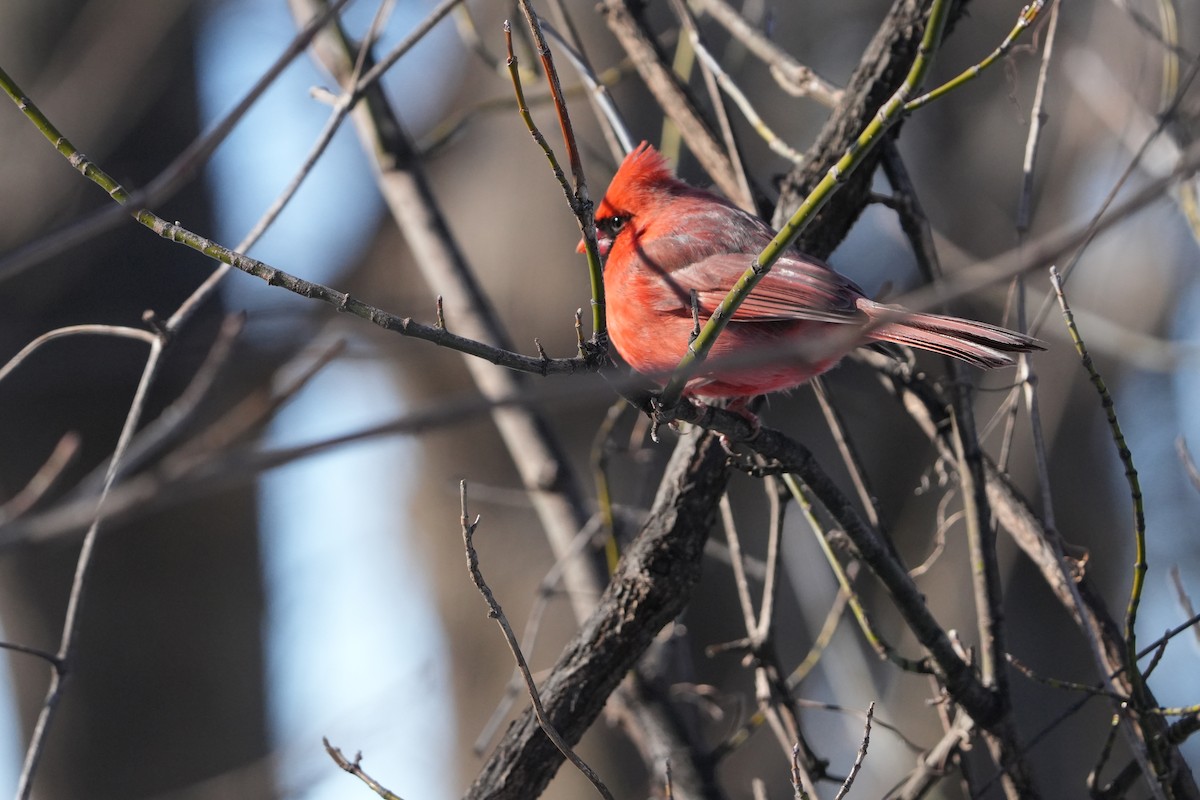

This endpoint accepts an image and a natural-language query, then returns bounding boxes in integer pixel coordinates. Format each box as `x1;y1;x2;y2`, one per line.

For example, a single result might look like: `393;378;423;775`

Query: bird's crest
598;142;678;215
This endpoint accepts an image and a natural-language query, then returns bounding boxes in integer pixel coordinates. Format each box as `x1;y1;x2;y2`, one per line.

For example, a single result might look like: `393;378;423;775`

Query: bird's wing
649;252;868;325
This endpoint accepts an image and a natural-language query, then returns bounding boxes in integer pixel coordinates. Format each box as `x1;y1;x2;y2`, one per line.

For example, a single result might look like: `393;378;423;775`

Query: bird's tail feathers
858;300;1045;369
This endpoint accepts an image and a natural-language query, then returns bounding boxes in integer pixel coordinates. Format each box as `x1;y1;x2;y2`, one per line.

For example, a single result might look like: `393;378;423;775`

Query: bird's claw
647;395;681;443
716;403;762;455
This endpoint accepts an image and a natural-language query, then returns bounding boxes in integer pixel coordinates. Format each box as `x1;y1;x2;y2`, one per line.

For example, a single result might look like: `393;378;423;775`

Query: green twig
1050;267;1159;777
1153;704;1200;717
788;574;854;688
0;65;131;204
0;60;588;377
904;1;1046;113
659;0;952;406
782;474;932;674
1007;653;1125;700
1049;268;1146;674
589;397;628;572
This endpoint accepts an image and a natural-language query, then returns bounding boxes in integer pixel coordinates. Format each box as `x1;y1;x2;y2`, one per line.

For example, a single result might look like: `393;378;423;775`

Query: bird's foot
716;400;762;455
647;395;683;443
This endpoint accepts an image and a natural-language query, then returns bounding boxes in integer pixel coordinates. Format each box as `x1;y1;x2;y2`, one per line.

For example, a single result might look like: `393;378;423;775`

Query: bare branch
460;482;614;800
323;738;406;800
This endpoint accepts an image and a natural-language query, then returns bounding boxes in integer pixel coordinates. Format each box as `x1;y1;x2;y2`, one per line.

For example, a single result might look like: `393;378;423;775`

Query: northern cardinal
577;142;1043;399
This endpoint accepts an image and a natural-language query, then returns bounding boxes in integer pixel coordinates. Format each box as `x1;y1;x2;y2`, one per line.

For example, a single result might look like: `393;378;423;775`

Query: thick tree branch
466;428;731;800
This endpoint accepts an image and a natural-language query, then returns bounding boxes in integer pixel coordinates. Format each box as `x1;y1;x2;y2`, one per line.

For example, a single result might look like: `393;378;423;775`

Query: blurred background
0;0;1198;797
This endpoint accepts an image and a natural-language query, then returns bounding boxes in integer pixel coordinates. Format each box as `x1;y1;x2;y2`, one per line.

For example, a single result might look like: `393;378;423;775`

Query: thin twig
890;716;973;799
810;377;885;539
1089;717;1124;796
71;314;248;499
0;432;80;522
757;474;784;641
790;743;805;800
505;14;607;343
505;21;580;214
904;2;1046;112
0;0;357;285
0;325;156;385
693;0;841;107
714;485;821;789
516;0;606;341
323;738;405;800
908;493;959;579
1006;653;1125;699
15;338;166;799
588;398;628;573
1139;611;1200;661
537;17;633;157
784;474;931;674
460;482;615;800
1050;267;1149;723
1015;0;1059;237
0;642;61;668
473;514;604;754
1177;437;1200;496
1168;566;1200;647
833;702;875;800
720;493;758;631
787;567;855;687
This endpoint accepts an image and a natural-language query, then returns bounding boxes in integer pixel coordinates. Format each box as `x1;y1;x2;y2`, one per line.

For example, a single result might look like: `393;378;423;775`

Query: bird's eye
598;215;628;236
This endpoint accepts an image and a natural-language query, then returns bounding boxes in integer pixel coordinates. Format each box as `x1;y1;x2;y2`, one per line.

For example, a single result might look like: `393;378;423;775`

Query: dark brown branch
465;429;731;800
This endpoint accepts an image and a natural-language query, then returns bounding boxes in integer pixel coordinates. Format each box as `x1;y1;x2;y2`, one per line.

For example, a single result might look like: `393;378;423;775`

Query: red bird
577;142;1042;399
